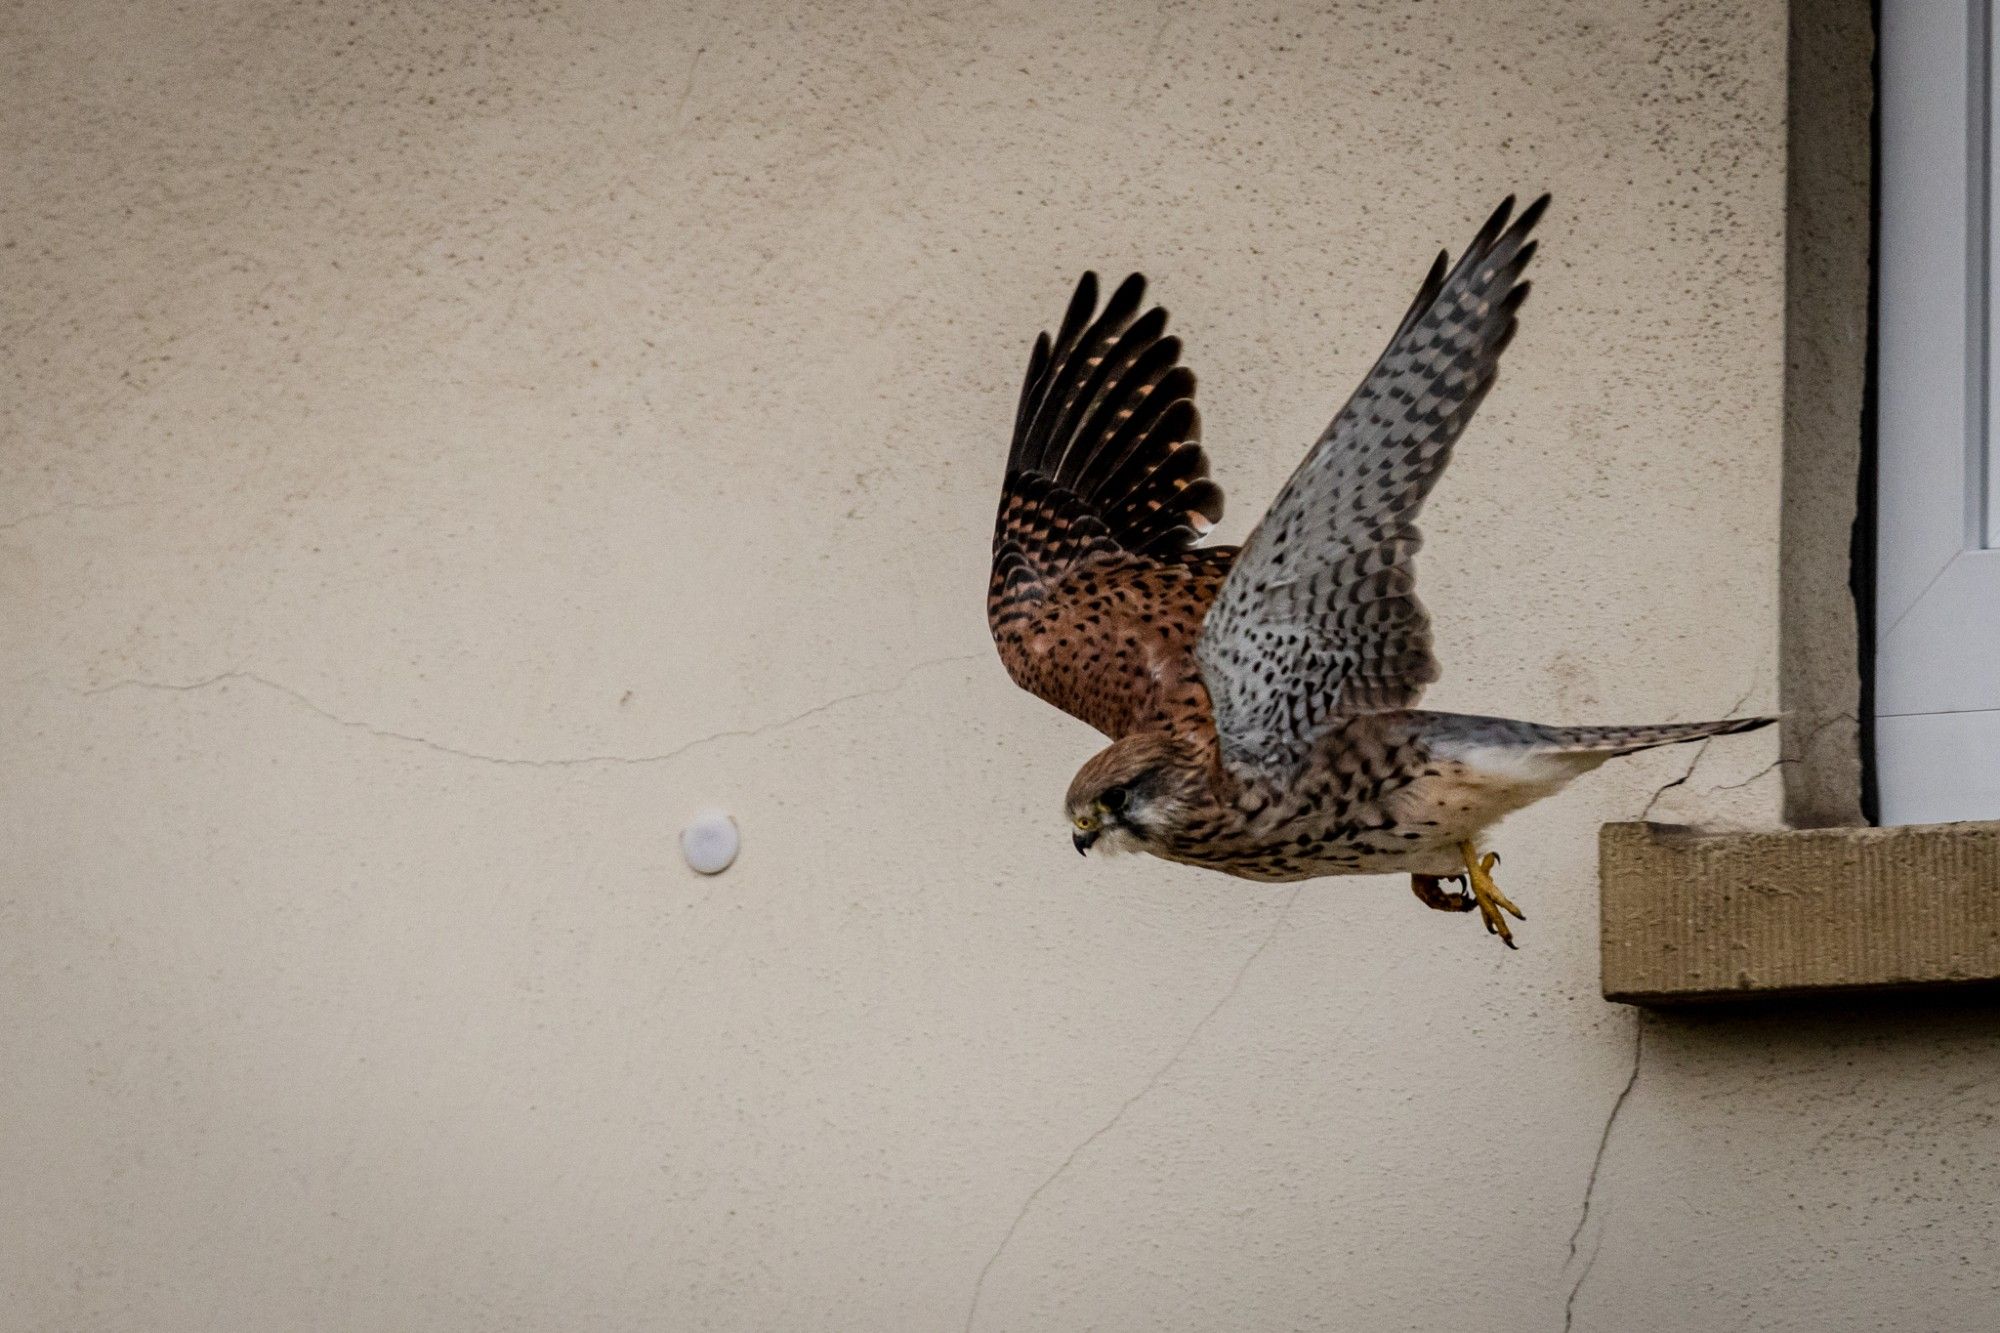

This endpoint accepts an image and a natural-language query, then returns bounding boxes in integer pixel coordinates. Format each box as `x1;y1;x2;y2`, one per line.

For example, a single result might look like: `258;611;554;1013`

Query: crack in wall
1637;683;1762;820
1561;1016;1645;1332
78;652;985;769
0;499;146;532
1707;757;1787;793
672;44;705;129
1129;6;1177;107
962;883;1302;1333
1638;741;1712;821
1787;709;1858;759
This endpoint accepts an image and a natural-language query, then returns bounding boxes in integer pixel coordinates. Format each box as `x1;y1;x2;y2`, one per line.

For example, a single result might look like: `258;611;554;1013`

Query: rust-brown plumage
987;197;1773;946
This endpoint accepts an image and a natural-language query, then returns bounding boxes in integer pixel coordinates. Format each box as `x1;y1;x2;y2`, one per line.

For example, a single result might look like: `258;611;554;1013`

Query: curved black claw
1411;873;1478;913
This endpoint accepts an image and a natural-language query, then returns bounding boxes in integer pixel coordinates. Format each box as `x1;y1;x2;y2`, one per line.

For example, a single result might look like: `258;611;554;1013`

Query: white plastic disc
680;810;739;875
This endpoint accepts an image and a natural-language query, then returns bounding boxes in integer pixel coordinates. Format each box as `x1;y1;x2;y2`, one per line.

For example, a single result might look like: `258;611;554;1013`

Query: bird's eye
1100;787;1129;814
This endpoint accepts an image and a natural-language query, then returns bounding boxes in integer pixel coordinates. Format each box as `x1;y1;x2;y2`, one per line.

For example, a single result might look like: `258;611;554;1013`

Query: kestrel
986;196;1773;947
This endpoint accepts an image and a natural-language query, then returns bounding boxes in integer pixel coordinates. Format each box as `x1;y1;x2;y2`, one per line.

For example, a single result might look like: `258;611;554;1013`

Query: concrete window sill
1599;820;2000;1005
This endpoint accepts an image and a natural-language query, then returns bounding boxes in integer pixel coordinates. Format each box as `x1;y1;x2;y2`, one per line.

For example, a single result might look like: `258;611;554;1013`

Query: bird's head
1064;733;1206;857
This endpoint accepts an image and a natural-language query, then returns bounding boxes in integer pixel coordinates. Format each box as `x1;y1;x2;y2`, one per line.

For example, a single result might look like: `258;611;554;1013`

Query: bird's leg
1458;843;1526;948
1410;873;1476;912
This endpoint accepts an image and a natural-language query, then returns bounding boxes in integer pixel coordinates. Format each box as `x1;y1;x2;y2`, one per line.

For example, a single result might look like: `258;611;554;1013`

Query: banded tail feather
1536;715;1778;757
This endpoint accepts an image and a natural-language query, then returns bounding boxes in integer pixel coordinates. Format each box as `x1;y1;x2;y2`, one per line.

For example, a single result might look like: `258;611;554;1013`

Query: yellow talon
1459;842;1526;948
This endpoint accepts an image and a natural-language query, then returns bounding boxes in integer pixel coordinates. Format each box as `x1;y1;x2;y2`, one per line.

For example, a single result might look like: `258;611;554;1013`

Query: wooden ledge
1600;820;2000;1005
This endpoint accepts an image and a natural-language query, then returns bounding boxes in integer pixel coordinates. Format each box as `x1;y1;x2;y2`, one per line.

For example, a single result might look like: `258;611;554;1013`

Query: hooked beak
1073;827;1098;856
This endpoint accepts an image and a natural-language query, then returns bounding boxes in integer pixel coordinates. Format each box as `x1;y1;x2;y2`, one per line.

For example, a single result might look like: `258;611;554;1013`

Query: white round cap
680;809;739;875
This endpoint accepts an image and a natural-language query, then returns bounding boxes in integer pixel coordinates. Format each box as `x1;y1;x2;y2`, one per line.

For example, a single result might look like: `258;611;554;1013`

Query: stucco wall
6;1;1996;1330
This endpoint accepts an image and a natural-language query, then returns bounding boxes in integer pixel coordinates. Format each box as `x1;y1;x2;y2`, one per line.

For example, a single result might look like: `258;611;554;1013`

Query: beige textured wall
6;1;1997;1330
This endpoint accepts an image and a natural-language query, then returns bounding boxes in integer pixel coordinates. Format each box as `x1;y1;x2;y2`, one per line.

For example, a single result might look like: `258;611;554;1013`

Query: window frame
1874;0;2000;824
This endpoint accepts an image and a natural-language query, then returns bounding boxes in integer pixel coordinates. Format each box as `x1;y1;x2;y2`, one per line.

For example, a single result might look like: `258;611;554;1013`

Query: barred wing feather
1195;195;1548;770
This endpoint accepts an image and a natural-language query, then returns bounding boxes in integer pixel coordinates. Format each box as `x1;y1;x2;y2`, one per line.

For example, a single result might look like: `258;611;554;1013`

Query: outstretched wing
988;273;1233;739
1196;195;1548;769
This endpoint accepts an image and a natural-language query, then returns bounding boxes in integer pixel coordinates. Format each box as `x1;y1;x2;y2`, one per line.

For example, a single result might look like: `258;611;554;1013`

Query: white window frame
1876;0;2000;824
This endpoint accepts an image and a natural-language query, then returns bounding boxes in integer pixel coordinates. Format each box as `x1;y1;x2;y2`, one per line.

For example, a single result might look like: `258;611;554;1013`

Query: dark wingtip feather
1088;274;1146;352
1106;272;1147;319
1515;192;1552;235
1037;302;1172;476
1473;195;1516;250
1470;192;1549;270
1001;272;1222;561
1053;272;1099;355
1391;250;1452;345
1014;332;1053;442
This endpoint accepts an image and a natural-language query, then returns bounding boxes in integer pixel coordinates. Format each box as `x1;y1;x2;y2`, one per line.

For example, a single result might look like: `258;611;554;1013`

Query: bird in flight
985;196;1772;947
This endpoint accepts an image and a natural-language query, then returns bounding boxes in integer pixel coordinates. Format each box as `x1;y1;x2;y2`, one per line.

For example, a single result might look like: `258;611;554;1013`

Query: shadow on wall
1648;988;2000;1039
1629;991;2000;1153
